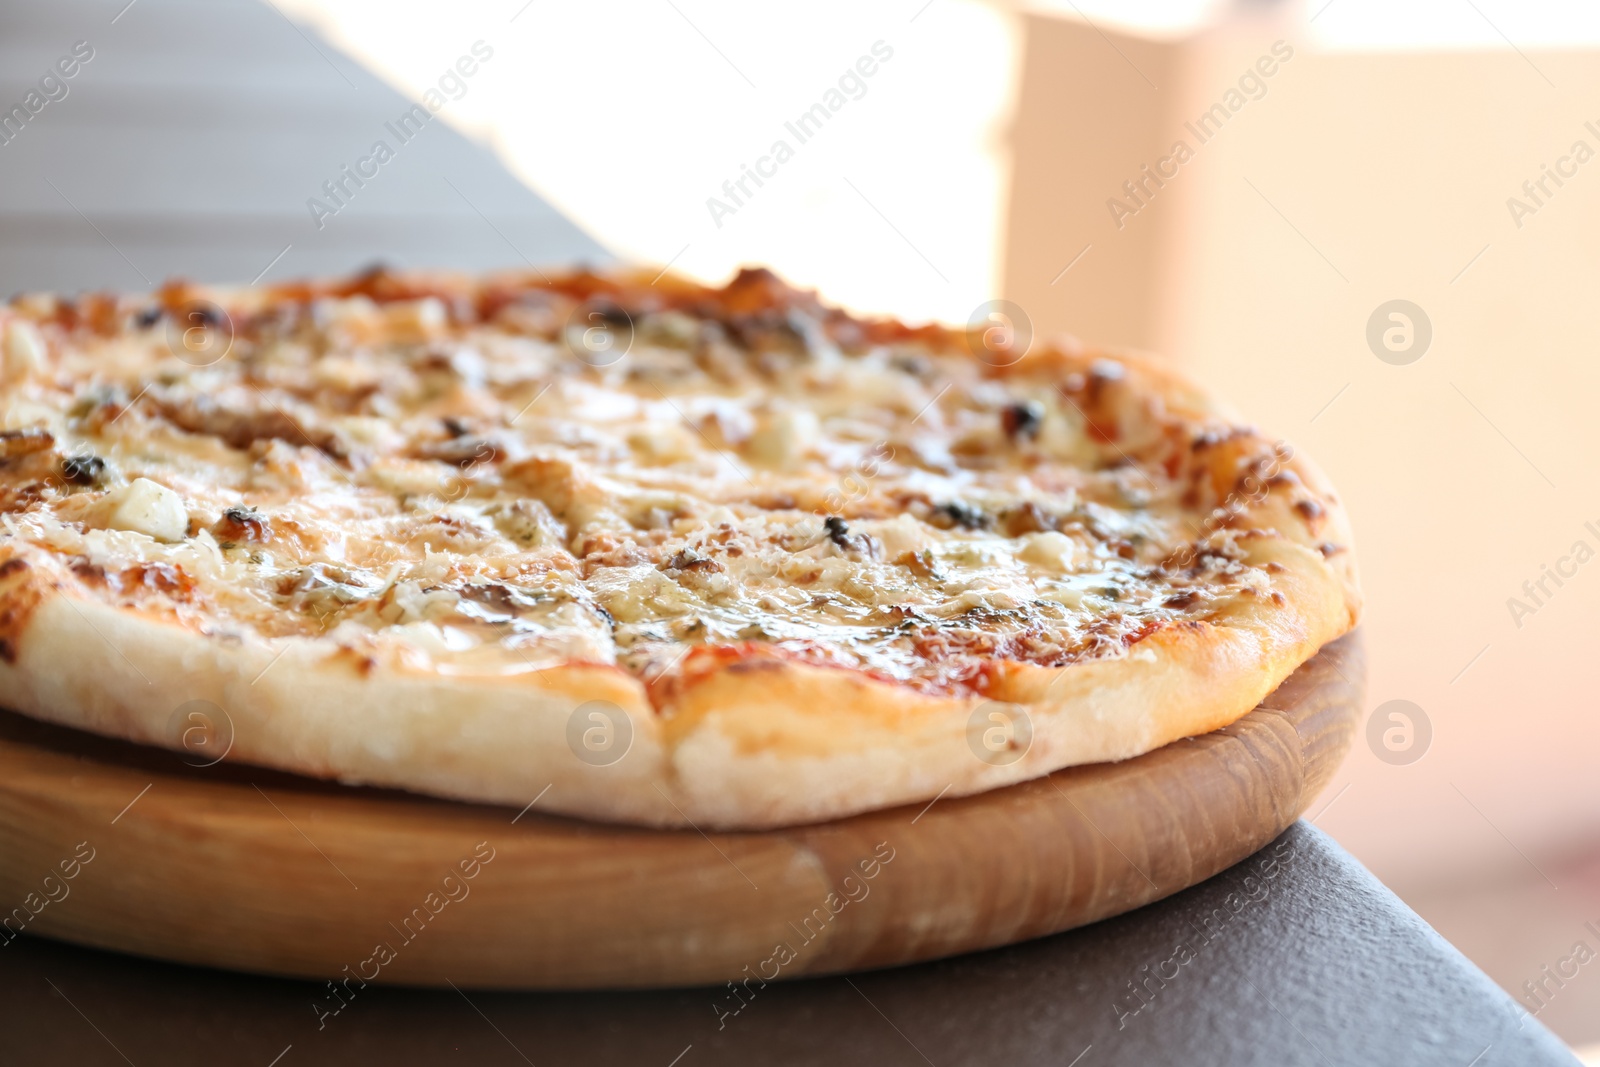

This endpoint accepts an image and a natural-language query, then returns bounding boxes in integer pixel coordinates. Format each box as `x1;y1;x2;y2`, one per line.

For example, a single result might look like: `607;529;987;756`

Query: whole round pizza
0;266;1359;829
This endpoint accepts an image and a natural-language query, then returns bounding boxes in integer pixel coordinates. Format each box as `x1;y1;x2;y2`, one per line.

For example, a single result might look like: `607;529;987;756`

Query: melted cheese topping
0;270;1326;699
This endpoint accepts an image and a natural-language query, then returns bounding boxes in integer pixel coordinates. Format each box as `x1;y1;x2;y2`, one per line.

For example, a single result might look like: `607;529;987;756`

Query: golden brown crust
0;266;1359;828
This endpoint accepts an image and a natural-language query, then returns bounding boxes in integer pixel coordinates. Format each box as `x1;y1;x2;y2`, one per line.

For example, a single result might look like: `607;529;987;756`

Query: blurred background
3;0;1598;1049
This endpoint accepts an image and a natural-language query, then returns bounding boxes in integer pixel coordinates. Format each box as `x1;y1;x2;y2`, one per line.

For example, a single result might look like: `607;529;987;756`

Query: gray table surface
0;2;1581;1063
1;823;1578;1066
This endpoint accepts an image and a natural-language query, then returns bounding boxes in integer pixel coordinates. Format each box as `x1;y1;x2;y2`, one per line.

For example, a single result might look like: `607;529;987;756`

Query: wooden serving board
0;635;1361;990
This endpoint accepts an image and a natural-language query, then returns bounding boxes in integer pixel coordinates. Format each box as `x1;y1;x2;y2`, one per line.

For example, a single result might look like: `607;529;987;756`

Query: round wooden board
0;634;1362;990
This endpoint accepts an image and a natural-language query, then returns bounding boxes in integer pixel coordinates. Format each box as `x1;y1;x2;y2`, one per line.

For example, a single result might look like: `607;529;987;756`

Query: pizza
0;266;1359;829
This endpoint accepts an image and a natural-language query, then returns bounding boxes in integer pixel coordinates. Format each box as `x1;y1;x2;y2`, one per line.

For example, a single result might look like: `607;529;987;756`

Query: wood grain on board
0;634;1363;990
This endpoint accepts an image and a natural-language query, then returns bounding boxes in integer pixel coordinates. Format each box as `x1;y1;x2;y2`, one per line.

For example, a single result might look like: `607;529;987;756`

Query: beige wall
1004;17;1182;350
1003;11;1600;902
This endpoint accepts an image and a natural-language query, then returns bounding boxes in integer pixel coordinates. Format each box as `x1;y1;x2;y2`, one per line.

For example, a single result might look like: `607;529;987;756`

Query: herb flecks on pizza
0;267;1359;828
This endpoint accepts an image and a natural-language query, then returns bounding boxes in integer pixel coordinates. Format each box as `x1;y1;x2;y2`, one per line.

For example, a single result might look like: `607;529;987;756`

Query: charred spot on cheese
121;562;196;598
1000;401;1044;441
577;299;631;329
662;547;722;574
67;558;111;593
0;557;41;664
214;505;272;545
328;643;379;676
928;500;989;531
898;549;945;581
0;428;54;459
1000;501;1057;538
152;394;350;464
412;435;501;468
456;581;547;614
185;303;223;329
1087;359;1124;388
274;564;376;627
59;453;107;487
